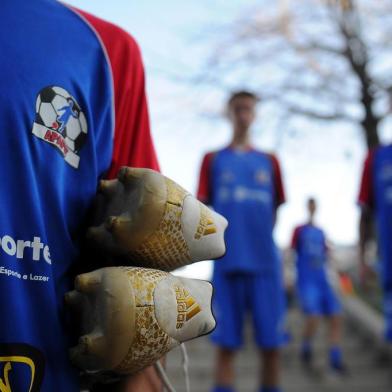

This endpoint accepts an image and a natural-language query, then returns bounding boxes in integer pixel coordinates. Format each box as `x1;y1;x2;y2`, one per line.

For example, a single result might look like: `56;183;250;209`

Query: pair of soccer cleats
66;168;228;380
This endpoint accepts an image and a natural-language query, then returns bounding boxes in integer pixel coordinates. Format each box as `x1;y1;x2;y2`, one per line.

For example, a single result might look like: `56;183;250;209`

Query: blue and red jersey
291;224;340;316
197;147;285;274
359;145;392;289
291;224;329;285
0;1;158;390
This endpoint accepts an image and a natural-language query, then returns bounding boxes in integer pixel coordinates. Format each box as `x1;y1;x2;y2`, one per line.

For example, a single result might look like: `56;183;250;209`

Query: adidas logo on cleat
194;207;217;240
67;267;216;375
175;285;201;329
88;167;227;271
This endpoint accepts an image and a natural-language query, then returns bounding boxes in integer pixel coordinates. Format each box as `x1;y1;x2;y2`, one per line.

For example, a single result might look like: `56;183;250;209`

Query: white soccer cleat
87;167;227;271
66;267;215;375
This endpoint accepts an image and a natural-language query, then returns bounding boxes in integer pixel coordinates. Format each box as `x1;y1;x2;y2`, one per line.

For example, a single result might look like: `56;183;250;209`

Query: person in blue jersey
290;198;346;374
0;1;161;391
359;145;392;343
197;91;286;392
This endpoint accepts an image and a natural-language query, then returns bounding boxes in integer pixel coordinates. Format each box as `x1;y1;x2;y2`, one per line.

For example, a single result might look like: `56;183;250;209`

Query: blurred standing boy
290;198;346;374
197;91;286;392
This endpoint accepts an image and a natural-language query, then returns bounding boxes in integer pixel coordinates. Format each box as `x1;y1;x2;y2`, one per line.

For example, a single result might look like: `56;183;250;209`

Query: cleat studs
105;216;117;231
69;332;105;367
105;216;131;234
69;346;81;362
98;179;117;196
75;272;101;293
79;334;93;354
64;290;83;307
118;167;140;186
117;167;130;183
86;226;103;240
78;333;105;356
98;179;109;190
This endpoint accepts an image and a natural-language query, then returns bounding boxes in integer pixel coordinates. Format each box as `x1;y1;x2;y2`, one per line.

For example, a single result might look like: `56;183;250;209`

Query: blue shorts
297;279;341;316
211;271;285;349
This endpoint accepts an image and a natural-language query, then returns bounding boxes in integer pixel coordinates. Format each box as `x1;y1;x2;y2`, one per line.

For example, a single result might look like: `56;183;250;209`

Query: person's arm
358;150;376;285
197;152;214;205
325;238;341;276
285;226;299;266
283;227;299;291
359;207;373;266
270;153;286;226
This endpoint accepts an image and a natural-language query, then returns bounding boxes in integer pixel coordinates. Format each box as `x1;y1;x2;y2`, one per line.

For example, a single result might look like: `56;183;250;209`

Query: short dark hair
227;90;260;106
307;197;316;206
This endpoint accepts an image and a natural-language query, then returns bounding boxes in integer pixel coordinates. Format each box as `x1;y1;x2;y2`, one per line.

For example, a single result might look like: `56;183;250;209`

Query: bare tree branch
185;0;392;148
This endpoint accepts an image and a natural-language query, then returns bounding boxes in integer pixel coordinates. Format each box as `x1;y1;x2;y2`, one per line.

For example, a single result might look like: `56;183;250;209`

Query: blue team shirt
360;144;392;289
291;224;328;286
198;147;285;274
0;1;114;390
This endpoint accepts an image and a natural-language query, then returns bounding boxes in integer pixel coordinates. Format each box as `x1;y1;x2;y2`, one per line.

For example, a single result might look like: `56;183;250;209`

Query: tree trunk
361;89;380;149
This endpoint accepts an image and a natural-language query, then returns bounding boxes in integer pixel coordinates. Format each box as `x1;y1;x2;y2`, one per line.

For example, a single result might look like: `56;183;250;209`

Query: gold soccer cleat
66;267;215;375
87;167;227;271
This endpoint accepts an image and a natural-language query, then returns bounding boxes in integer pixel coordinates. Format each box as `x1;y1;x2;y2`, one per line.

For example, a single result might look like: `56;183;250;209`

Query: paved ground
166;310;392;392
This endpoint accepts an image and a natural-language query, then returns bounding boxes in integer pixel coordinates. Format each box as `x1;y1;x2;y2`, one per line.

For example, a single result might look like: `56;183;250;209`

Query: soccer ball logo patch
32;86;88;169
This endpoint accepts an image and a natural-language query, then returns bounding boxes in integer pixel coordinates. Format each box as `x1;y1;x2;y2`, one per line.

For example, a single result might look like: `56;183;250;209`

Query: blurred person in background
197;91;286;392
289;198;346;375
358;144;392;343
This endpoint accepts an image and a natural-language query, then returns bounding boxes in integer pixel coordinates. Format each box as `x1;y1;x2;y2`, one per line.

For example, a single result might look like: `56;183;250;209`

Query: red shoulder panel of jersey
358;148;376;209
197;152;216;204
268;153;286;207
290;225;303;249
76;9;160;178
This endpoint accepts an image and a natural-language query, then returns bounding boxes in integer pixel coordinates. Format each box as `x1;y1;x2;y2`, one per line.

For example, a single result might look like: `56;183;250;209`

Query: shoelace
154;343;190;392
181;343;190;392
154;361;176;392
